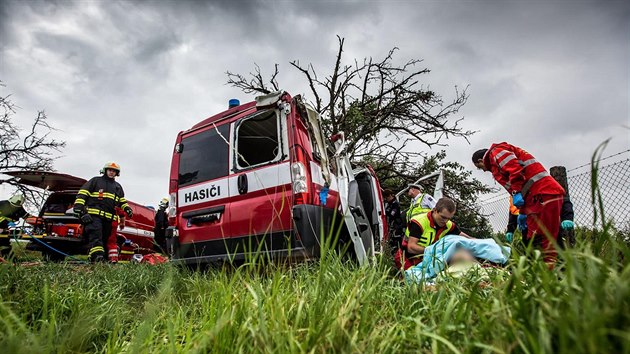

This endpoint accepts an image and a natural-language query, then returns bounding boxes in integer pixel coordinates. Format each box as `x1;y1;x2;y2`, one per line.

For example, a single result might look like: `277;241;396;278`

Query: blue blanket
405;235;511;284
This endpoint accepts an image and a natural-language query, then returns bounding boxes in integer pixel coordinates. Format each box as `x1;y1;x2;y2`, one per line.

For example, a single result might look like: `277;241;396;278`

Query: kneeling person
405;197;469;263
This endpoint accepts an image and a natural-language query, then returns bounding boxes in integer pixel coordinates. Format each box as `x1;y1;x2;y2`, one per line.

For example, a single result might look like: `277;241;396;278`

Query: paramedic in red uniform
106;207;126;263
472;143;565;265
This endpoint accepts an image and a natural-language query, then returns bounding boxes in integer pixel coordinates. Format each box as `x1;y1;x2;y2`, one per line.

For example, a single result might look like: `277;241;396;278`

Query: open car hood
2;171;87;191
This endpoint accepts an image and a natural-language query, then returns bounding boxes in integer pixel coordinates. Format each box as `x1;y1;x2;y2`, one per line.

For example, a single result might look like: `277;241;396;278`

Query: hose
8;184;86;263
9;227;85;262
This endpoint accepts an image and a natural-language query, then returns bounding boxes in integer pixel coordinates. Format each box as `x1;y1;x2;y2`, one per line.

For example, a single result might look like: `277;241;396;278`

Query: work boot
90;252;106;263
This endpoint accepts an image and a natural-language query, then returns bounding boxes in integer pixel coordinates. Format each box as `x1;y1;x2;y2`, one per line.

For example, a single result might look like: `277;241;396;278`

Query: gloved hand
561;220;575;230
73;205;85;218
124;206;133;218
512;192;525;208
80;213;93;224
505;232;514;243
517;214;527;231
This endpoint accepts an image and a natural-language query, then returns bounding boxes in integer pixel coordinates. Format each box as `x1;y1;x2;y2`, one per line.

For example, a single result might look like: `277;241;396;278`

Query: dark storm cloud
0;0;628;204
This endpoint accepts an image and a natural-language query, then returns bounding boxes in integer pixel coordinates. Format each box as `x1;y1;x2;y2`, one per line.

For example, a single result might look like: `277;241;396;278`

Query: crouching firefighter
73;162;132;262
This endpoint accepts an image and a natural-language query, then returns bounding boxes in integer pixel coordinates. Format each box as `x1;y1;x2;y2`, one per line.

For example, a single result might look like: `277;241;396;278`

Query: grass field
1;227;629;354
2;149;629;353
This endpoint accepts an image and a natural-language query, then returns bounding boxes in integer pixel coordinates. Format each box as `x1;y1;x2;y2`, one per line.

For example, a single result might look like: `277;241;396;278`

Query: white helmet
8;193;24;207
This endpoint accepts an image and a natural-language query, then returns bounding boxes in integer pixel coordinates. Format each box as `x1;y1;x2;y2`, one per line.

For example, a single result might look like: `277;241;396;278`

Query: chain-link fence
478;150;630;232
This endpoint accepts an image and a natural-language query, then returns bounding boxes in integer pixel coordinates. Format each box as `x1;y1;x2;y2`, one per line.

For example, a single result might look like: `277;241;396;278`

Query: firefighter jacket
483;142;565;197
561;195;574;221
154;207;168;234
74;175;129;220
385;199;404;237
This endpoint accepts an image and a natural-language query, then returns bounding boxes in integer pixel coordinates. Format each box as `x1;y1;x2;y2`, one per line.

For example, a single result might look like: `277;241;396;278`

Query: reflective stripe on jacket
483;142;565;197
406;193;433;222
74;175;127;220
408;212;455;247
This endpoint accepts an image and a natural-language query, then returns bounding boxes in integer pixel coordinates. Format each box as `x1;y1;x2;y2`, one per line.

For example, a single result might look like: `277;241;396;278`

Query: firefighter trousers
84;216;112;261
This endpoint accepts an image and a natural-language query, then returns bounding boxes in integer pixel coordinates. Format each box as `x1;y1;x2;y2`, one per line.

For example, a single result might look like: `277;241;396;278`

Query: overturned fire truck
167;91;387;265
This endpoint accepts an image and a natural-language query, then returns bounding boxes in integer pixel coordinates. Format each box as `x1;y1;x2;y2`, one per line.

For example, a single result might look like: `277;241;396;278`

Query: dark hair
435;197;456;213
472;149;488;163
383;189;393;198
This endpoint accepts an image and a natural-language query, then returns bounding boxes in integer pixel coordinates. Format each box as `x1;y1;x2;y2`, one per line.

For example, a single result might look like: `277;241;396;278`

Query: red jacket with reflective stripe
483;142;565;196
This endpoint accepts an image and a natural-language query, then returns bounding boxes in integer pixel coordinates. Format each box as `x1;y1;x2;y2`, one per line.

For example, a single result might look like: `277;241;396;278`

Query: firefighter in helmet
153;198;169;253
73;162;132;262
0;193;31;255
0;193;28;231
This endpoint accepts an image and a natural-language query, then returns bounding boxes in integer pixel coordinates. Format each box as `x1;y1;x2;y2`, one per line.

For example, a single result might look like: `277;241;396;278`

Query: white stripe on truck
228;162;292;196
178;163;292;207
119;226;155;238
178;178;230;207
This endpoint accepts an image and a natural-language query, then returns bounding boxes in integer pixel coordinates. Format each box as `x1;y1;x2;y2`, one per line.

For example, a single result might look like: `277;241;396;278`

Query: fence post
550;166;569;197
550;166;575;247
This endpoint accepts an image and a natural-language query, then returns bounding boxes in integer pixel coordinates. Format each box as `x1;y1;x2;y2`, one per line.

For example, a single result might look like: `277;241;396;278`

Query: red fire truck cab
1;171;156;261
167;91;387;265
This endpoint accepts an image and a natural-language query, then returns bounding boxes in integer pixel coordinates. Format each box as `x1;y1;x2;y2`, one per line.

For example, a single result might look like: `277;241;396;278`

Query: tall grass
1;148;629;353
1;233;628;354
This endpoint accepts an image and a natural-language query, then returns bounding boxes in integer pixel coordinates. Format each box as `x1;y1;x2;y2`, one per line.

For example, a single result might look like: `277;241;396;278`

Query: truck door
176;123;232;258
228;109;292;254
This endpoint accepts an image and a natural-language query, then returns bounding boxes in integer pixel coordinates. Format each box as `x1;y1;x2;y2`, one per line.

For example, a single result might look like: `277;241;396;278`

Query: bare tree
226;36;474;178
0;81;66;203
226;63;280;95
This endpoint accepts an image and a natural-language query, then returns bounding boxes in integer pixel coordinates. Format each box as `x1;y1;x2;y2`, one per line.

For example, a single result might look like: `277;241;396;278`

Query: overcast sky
1;0;628;206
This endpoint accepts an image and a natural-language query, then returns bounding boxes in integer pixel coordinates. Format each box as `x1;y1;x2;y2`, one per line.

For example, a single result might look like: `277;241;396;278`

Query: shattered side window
235;110;280;168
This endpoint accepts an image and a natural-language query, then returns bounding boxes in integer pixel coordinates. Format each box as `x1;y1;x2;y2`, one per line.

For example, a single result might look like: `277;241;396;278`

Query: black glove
124;206;133;218
80;213;93;224
73;205;85;218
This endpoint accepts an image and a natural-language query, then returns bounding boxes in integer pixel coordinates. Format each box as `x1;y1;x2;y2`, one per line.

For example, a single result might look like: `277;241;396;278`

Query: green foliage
374;150;493;237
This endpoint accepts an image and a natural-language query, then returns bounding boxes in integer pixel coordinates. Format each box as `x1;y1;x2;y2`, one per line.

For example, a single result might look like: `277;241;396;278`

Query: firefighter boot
89;246;105;263
91;253;105;263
